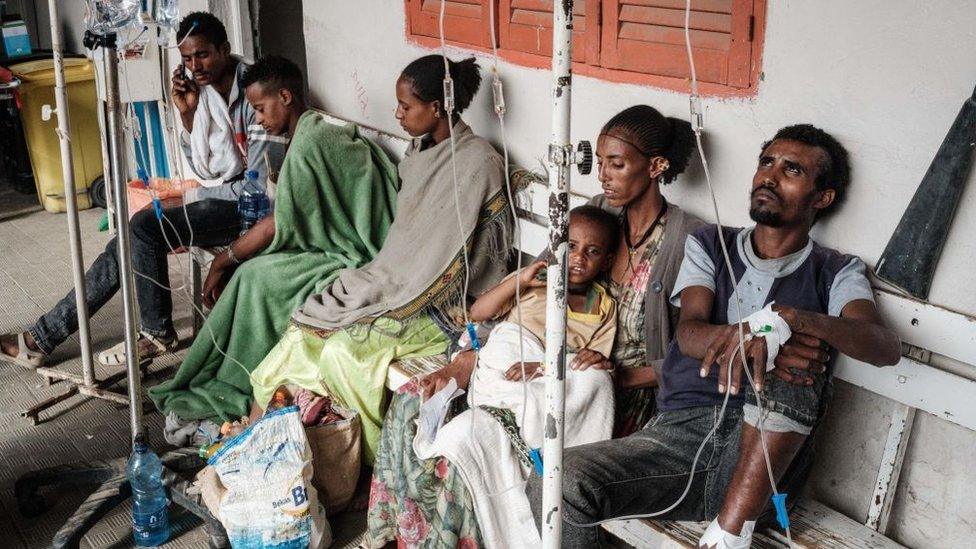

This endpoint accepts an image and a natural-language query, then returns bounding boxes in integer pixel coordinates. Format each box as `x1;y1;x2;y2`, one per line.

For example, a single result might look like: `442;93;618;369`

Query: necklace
623;201;668;262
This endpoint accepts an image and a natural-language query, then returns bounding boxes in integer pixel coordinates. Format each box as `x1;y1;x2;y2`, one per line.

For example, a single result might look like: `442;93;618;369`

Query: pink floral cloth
367;381;483;548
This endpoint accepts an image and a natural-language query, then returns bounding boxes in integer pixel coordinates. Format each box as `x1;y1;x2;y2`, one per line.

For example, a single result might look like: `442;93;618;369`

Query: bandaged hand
772;304;830;384
700;323;768;395
420;350;476;400
698;518;755;549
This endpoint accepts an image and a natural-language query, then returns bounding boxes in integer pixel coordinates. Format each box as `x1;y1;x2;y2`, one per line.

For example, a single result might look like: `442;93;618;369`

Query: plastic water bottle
155;0;181;46
127;435;170;547
238;170;270;235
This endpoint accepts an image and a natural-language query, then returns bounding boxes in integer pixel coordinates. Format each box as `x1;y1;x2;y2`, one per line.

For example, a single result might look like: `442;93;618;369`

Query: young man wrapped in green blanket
149;56;401;421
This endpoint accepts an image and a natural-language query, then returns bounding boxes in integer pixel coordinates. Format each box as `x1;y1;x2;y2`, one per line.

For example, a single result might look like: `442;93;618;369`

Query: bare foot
0;331;42;358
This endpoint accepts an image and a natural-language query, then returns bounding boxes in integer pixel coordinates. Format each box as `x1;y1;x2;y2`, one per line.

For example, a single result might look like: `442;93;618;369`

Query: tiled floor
0;208;367;548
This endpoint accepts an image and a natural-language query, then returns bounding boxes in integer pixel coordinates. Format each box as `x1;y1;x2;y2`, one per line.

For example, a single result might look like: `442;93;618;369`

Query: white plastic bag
209;406;331;549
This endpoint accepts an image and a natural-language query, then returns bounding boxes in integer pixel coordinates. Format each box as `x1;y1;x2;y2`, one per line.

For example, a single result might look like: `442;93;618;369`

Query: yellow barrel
11;58;103;213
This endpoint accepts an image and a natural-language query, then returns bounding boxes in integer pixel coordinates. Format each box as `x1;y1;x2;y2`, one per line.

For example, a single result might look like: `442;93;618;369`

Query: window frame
404;0;766;97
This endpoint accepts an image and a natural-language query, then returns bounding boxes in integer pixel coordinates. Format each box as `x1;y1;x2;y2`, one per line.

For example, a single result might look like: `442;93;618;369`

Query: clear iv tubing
436;0;492;430
565;2;796;545
114;42;256;384
487;0;531;430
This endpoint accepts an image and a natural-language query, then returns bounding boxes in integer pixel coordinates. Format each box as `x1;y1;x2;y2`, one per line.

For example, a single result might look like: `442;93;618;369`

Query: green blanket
149;111;400;421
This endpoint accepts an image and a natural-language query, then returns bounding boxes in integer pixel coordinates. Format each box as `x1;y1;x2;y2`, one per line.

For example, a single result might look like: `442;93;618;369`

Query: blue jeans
28;199;241;354
526;402;818;547
527;406;744;547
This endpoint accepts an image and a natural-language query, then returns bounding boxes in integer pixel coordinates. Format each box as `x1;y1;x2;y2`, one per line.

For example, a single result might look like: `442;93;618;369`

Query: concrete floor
0;207;367;548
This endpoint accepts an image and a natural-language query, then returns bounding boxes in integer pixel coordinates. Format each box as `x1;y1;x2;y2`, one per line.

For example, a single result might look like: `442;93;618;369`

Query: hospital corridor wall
296;1;976;547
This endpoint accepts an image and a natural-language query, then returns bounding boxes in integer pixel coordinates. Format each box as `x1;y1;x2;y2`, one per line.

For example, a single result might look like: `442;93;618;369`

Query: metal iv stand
13;4;227;546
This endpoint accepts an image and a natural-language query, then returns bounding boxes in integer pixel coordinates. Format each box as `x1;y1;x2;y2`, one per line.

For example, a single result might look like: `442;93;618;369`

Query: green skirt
249;316;448;464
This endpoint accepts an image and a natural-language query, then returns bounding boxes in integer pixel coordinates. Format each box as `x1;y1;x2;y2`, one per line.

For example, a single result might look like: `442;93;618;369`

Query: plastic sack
209;406;331;549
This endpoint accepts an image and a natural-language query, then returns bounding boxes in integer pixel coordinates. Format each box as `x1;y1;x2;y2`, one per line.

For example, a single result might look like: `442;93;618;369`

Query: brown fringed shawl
292;120;512;335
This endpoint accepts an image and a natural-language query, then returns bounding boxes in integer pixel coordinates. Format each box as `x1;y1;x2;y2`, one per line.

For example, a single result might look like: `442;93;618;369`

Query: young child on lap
464;205;621;446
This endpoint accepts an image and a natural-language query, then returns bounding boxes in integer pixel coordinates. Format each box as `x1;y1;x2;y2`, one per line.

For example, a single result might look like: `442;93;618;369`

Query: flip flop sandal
1;332;45;369
98;331;178;367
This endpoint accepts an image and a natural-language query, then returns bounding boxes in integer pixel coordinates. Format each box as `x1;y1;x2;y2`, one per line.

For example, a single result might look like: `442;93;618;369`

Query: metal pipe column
542;1;575;546
102;38;145;441
47;0;95;386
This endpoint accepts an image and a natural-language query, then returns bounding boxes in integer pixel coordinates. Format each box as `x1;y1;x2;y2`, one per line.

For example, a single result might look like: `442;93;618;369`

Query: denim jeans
526;406;745;547
527;397;820;548
29;199;241;354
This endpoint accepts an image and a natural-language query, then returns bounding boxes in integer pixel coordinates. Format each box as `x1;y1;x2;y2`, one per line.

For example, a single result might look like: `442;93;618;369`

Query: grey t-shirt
671;227;874;321
655;225;875;413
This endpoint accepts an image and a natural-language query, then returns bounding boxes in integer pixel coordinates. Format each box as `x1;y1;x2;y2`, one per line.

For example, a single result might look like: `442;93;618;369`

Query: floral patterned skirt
367;381;483;548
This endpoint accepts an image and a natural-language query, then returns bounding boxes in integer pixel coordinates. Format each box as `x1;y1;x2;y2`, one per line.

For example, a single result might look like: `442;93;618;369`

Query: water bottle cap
133;433;149;452
245;170;259;180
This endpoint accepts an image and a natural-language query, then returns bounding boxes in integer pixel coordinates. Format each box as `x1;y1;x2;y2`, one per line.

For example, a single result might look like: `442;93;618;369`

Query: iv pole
542;1;591;546
14;4;228;547
46;0;95;388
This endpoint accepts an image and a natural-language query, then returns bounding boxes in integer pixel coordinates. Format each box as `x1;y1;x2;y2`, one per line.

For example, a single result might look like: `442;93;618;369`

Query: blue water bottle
127;435;170;547
237;169;270;235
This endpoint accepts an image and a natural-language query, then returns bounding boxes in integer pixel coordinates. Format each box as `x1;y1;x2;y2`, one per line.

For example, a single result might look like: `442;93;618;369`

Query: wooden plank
865;404;916;533
622;0;732;14
602;499;905;548
421;0;484;18
873;289;976;367
619;4;732;33
618;23;729;50
834;354;976;432
790;499;906;548
517;217;549;256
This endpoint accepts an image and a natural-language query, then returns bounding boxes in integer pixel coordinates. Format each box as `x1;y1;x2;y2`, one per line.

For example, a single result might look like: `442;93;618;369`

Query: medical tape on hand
740;302;792;372
698;518;756;549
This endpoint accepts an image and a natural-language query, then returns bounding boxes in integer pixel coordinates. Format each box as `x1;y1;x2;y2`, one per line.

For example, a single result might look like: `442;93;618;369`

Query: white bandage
698;518;755;549
741;302;792;373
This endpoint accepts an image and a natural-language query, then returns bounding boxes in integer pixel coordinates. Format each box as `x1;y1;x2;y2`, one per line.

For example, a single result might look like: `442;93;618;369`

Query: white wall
301;1;976;546
302;0;976;317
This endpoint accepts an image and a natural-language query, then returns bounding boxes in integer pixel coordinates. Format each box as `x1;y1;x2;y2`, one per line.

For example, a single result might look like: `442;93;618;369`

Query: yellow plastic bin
11;58;103;213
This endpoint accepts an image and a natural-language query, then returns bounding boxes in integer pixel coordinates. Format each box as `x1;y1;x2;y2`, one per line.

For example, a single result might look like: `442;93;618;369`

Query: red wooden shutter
406;0;494;48
498;0;601;64
600;0;759;87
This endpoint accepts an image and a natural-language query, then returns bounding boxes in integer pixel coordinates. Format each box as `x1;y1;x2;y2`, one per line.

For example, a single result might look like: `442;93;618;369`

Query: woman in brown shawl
248;55;512;464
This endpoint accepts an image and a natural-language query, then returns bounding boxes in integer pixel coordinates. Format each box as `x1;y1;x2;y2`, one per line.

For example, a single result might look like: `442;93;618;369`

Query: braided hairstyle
400;55;482;118
600;105;694;184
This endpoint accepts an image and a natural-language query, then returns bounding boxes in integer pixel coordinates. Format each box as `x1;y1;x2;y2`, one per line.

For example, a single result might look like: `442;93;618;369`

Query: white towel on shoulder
187;85;243;182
